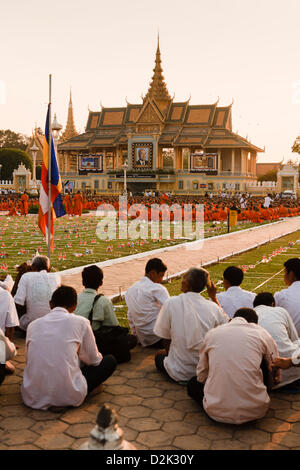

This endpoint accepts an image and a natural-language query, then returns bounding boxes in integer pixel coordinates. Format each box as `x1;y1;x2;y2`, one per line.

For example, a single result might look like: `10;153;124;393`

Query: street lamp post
30;143;39;194
122;161;128;196
52;114;63;170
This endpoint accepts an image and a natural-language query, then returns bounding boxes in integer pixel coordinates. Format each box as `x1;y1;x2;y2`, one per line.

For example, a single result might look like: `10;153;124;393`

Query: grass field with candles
114;230;300;328
0;213;274;278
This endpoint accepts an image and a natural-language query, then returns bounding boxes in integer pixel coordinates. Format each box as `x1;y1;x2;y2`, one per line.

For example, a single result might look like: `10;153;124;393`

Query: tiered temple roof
58;40;263;154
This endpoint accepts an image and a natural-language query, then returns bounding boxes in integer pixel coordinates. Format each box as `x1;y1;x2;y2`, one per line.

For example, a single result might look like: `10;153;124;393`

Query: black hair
284;258;300;281
233;308;258;324
223;266;244;286
145;258;167;274
82;265;103;290
51;285;77;309
253;292;275;308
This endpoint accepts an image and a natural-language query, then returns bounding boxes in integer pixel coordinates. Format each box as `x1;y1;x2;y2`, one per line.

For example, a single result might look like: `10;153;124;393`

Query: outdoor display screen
190;153;218;174
78;154;103;173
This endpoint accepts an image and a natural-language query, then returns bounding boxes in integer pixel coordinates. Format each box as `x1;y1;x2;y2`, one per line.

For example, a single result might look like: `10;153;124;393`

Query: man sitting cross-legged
0;328;17;387
153;268;229;383
254;292;300;390
187;308;279;425
125;258;170;347
274;258;300;336
75;265;137;363
21;286;117;410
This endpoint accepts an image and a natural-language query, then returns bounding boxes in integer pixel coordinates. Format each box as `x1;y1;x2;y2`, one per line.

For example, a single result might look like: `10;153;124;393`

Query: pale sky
1;0;300;163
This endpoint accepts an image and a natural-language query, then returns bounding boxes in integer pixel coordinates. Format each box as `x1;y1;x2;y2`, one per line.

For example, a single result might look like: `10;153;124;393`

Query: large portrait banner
131;142;153;170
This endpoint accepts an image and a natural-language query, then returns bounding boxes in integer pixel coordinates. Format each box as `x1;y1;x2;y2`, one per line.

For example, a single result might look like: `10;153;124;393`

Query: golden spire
145;35;171;103
60;89;78;142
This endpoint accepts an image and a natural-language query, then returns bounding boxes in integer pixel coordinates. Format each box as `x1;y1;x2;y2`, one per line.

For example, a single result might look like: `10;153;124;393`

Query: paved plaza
1;340;300;450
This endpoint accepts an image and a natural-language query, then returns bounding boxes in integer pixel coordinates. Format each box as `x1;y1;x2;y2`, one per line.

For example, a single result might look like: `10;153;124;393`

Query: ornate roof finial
144;35;171;104
60;89;78;142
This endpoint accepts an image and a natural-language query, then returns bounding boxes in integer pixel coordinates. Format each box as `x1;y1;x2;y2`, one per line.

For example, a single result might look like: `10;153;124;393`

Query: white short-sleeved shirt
21;307;102;410
0;287;19;332
0;328;17;363
216;286;256;318
14;271;61;330
197;317;278;424
154;292;228;381
125;276;170;346
274;281;300;336
255;304;300;388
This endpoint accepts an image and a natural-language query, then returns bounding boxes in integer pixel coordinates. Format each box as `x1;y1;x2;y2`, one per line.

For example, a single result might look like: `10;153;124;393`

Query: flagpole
48;74;52;260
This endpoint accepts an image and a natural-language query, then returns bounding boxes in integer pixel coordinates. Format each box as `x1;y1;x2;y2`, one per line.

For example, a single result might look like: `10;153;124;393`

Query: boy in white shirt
125;258;170;347
216;266;255;318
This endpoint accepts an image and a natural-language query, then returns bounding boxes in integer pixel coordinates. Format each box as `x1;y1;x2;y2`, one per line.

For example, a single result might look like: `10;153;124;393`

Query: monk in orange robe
8;204;18;216
20;193;29;216
63;193;73;216
73;191;83;216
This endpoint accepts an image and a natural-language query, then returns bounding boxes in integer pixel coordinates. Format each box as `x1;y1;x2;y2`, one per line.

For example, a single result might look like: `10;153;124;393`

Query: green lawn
114;230;300;328
0;214;274;278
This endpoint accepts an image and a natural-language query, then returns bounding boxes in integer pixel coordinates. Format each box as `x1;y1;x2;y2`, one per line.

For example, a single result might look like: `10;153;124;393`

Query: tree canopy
0;148;32;181
257;169;278;182
0;129;29;151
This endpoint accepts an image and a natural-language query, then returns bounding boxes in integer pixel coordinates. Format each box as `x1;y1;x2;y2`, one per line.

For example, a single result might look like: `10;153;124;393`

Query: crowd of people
1;253;300;425
0;191;300;225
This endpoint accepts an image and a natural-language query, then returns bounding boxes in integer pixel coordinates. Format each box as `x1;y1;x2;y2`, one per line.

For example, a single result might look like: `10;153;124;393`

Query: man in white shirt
263;194;272;208
14;255;61;331
154;268;228;382
0;328;17;387
187;308;279;425
0;286;19;340
75;265;137;363
254;292;300;389
216;266;255;318
0;274;14;292
21;286;117;410
274;258;300;336
125;258;170;347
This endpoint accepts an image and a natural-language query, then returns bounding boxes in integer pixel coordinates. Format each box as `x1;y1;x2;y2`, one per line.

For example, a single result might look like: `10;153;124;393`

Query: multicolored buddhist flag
38;105;65;251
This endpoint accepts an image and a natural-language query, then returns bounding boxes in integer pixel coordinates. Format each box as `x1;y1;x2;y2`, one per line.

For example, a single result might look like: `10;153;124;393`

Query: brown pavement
1;337;300;450
61;217;300;296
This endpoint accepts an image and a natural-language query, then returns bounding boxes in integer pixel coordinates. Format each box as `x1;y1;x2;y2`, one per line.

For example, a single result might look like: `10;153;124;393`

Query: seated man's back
194;310;278;424
0;287;19;337
154;269;228;382
274;258;300;335
254;292;300;389
21;306;101;410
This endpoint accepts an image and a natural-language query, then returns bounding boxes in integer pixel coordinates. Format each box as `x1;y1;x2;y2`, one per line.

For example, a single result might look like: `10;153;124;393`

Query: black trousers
81;355;117;394
0;364;5;387
187;376;205;407
155;352;170;376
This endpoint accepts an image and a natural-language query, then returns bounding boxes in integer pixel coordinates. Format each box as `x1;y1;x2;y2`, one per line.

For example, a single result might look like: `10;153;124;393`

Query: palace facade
58;39;263;195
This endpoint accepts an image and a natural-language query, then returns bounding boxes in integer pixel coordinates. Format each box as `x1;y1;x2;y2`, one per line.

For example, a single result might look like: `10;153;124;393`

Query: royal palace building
57;39;263;195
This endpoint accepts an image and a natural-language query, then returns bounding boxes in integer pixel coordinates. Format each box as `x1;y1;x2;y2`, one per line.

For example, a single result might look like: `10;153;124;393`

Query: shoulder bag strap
88;293;103;324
